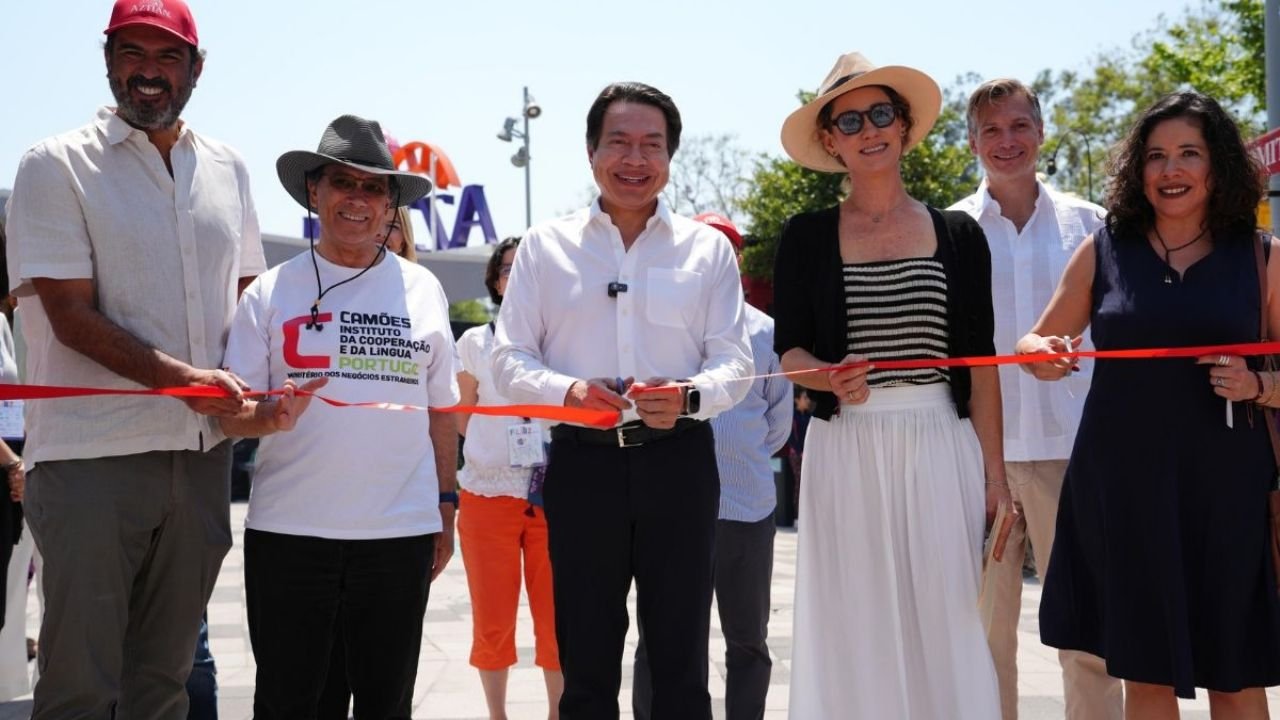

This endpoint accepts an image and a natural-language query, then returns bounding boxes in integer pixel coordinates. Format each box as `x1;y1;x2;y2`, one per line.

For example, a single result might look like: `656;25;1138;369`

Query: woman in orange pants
456;237;561;720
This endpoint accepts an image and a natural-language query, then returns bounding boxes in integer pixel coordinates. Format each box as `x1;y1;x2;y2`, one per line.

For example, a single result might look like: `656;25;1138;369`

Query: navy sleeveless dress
1039;227;1280;698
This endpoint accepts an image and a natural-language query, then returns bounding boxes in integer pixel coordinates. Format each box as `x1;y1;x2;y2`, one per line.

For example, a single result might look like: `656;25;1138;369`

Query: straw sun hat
780;52;942;173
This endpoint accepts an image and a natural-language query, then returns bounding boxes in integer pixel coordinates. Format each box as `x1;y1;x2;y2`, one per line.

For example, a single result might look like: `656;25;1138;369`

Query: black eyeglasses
830;103;897;136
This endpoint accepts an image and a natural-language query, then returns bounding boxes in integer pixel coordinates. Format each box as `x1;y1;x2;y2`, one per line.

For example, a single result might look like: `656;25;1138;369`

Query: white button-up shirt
6;107;266;463
491;199;753;426
950;180;1104;462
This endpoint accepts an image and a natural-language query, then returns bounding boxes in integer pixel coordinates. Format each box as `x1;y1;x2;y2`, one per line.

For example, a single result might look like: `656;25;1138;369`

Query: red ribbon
628;340;1280;393
5;340;1279;429
0;383;621;429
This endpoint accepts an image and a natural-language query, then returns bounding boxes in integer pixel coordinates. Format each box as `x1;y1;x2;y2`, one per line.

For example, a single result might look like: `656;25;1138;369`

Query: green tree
449;298;491;324
1041;0;1263;200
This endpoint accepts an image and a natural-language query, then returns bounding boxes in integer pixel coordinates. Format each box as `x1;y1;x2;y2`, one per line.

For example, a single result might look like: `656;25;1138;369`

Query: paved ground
3;502;1280;718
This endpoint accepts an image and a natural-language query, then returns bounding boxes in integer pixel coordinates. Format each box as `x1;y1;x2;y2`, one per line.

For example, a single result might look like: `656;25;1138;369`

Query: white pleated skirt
789;384;1000;720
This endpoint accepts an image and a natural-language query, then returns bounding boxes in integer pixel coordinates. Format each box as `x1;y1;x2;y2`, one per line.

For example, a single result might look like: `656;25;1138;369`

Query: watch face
687;388;701;415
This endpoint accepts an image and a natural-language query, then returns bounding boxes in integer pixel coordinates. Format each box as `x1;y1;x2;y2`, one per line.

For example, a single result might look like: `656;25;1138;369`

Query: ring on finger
1215;377;1227;387
1218;355;1231;367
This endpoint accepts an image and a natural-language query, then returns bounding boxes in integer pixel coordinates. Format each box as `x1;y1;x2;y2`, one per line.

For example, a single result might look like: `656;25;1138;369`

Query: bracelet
439;491;459;507
1253;370;1268;402
1;460;20;472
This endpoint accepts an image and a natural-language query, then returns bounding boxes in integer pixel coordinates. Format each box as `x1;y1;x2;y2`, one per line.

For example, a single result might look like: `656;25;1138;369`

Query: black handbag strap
1253;232;1280;485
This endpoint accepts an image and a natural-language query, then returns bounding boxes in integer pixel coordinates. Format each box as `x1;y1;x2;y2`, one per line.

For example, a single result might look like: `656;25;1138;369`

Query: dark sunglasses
830;102;897;136
325;172;390;197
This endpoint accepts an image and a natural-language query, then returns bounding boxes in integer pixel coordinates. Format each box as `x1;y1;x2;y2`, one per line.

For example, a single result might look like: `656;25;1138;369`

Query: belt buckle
616;426;643;448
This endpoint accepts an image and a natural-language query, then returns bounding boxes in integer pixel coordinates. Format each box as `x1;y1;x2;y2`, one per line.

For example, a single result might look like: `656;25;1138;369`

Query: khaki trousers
979;460;1123;720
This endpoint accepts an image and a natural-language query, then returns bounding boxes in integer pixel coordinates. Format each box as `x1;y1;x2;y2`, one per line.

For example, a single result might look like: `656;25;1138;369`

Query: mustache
128;75;172;94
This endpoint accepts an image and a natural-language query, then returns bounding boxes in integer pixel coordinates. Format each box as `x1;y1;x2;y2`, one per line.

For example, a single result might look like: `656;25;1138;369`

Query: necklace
1153;225;1209;284
846;197;908;224
305;242;387;331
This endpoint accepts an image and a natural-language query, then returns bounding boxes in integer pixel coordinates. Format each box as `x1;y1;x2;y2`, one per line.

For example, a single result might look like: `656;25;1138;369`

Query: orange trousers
457;490;559;670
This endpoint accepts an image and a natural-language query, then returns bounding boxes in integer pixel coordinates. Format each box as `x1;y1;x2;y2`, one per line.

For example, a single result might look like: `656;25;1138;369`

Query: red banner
1251;126;1280;177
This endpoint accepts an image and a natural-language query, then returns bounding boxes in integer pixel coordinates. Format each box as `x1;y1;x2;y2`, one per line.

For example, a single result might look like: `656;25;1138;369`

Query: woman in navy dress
1018;91;1280;718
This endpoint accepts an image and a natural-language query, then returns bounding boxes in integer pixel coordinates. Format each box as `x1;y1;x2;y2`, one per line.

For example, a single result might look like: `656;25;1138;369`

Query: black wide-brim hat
276;114;433;210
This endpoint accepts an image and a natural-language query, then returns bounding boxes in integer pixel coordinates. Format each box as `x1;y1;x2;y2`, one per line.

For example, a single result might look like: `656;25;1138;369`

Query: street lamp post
496;86;541;229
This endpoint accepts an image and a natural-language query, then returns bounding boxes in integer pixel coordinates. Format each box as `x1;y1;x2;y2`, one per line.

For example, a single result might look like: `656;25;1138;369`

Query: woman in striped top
774;53;1010;719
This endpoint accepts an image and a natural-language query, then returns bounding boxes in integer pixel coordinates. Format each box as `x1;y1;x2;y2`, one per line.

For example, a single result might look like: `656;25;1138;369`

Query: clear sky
1;0;1188;245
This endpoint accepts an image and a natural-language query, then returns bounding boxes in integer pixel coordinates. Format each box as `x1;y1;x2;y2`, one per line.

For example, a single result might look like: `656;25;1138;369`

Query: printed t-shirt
224;250;459;539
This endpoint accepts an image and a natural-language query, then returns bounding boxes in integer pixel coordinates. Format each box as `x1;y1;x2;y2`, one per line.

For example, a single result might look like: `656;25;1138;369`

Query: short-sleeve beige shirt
5;107;267;463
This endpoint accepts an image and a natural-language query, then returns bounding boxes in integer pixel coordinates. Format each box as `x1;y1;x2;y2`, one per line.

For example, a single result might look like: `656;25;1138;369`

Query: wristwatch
439;491;459;507
680;383;701;416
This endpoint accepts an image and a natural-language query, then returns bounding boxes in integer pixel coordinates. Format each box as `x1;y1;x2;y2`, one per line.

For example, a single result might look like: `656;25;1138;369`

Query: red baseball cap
104;0;199;47
693;212;743;250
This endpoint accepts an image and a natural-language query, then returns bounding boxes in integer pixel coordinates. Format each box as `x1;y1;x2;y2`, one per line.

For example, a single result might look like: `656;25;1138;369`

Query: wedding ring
1215;377;1226;387
1218;355;1231;367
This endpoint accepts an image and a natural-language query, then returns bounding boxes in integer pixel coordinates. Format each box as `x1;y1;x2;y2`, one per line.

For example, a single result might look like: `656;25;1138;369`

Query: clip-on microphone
607;281;628;298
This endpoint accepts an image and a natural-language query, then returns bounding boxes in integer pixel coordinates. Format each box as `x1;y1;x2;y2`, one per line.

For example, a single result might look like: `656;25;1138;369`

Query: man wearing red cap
5;1;266;717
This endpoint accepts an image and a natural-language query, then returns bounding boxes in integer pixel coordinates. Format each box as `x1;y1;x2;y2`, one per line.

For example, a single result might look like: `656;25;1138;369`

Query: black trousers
244;529;435;720
545;422;719;720
633;515;776;720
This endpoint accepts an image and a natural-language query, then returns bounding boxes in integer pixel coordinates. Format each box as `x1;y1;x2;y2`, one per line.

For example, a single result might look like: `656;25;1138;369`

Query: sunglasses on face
325;172;390;197
830;102;897;136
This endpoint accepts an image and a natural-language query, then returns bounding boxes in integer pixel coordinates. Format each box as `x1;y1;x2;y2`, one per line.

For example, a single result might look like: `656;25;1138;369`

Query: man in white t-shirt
4;2;268;716
949;78;1122;720
221;114;459;718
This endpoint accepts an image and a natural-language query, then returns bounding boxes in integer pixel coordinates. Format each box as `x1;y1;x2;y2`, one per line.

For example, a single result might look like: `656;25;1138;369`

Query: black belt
550;418;705;448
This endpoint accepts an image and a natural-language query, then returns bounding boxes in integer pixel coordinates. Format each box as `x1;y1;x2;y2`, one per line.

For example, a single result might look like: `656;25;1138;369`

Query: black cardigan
772;205;996;421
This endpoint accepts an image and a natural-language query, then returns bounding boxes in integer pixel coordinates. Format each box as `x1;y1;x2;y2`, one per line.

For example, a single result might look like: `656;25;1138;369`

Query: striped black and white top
844;258;950;387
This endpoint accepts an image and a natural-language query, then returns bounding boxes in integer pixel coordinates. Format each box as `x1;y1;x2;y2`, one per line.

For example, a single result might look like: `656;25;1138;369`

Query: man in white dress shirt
950;78;1122;720
4;1;266;717
491;82;753;720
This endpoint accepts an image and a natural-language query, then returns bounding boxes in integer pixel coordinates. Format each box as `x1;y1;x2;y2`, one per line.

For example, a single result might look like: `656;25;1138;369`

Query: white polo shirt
5;107;266;463
950;180;1105;462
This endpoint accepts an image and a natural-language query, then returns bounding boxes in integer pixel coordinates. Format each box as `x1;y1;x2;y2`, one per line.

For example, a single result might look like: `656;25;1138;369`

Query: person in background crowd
0;206;32;703
384;205;418;262
455;236;562;720
1020;90;1280;719
491;81;752;719
5;1;267;716
949;77;1122;720
773;52;1008;718
632;212;791;720
222;114;458;719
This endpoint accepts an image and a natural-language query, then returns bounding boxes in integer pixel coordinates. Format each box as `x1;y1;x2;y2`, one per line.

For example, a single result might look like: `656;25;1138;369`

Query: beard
108;68;196;131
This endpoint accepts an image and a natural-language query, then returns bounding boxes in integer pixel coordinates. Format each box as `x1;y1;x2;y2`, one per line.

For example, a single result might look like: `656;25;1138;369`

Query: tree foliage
739;0;1265;280
1040;0;1263;200
662;133;751;217
449;298;492;324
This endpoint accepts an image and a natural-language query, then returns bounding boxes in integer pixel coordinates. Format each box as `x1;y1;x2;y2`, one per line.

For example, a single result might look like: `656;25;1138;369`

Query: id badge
0;401;23;441
507;422;546;468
